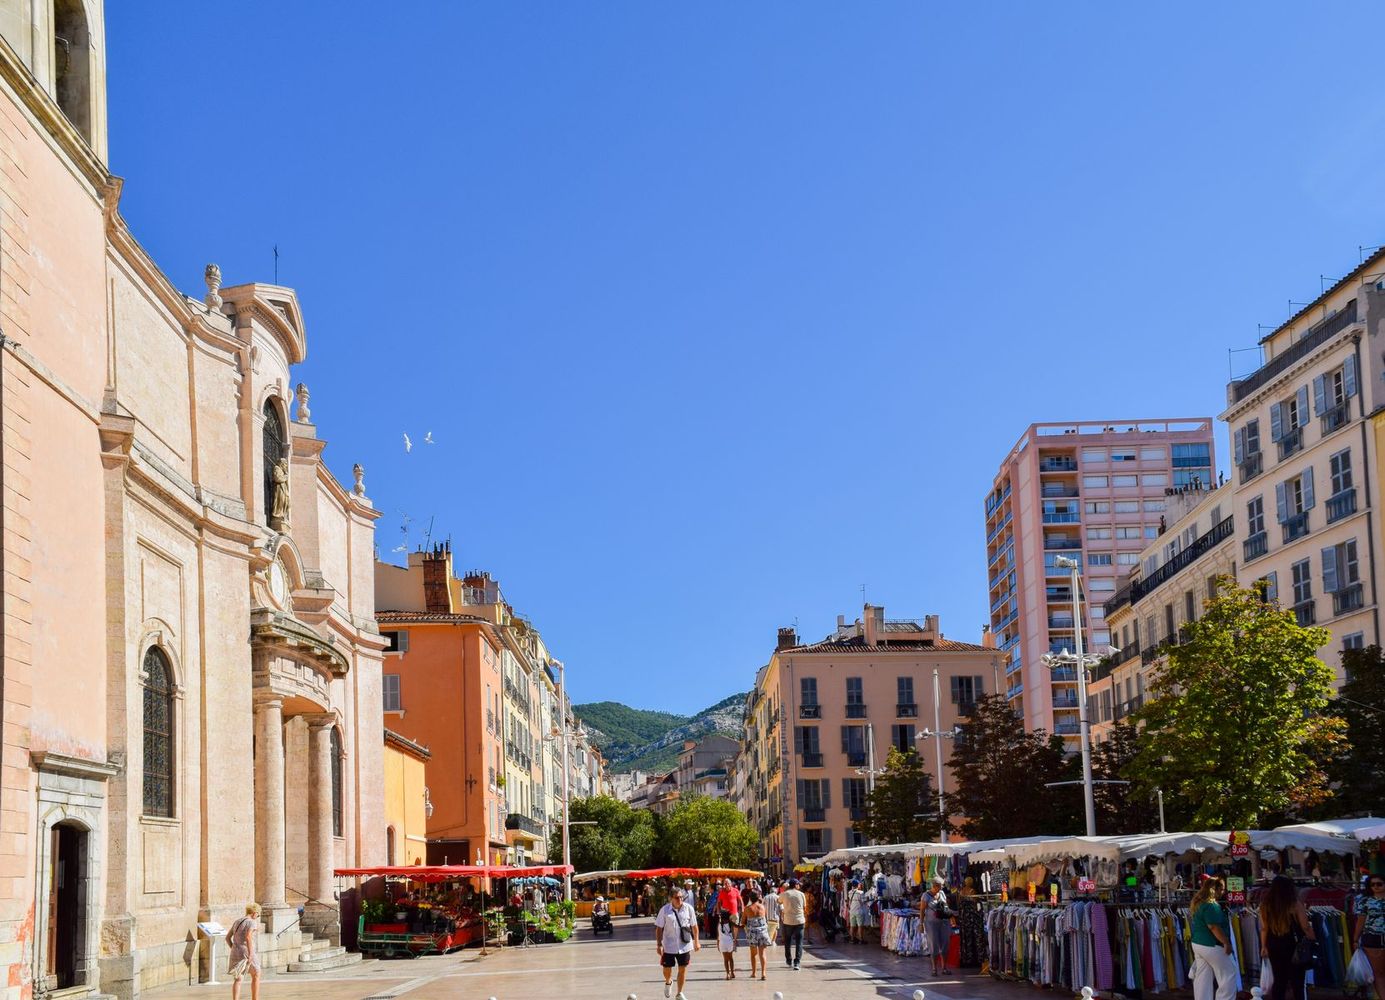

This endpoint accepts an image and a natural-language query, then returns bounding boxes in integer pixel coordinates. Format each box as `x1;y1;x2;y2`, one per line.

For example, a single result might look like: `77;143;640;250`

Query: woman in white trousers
1190;877;1238;1000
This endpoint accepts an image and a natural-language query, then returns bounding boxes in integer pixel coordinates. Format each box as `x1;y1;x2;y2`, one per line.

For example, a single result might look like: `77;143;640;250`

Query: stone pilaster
252;694;292;932
301;714;339;943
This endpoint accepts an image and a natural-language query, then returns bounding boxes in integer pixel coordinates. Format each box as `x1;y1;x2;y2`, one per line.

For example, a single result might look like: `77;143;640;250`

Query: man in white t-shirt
655;887;700;1000
764;885;782;945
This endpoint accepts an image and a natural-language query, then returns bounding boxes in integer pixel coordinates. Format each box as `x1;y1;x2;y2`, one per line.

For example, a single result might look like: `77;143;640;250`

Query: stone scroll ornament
271;458;291;529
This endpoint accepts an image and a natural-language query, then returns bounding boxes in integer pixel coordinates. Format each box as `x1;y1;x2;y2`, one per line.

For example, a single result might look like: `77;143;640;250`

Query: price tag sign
1077;878;1096;892
1229;831;1251;857
1225;876;1245;903
1230;844;1249;857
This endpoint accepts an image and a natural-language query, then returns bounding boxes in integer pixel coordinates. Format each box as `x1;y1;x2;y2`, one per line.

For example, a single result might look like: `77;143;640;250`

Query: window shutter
1234;427;1246;465
1322;545;1340;594
1275;482;1288;524
822;780;831;809
1345;353;1359;398
796;779;805;805
1296;385;1309;424
1302;467;1315;509
822;829;833;853
794;727;804;753
841;726;849;753
1266;571;1278;603
798;828;807;858
842;777;851;803
1270;402;1284;442
1313;374;1327;415
975;674;984;695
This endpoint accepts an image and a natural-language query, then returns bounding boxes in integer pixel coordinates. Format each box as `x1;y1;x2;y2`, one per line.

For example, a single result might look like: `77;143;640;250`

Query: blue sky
108;3;1385;712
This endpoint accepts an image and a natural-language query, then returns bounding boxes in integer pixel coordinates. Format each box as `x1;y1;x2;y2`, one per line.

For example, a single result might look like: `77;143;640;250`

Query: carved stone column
253;694;290;927
303;713;340;942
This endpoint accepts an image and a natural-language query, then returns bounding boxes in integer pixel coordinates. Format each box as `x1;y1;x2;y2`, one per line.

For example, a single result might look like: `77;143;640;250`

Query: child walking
718;913;738;979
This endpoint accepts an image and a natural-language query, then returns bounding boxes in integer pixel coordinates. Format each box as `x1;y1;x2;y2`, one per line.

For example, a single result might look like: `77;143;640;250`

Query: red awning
334;863;574;882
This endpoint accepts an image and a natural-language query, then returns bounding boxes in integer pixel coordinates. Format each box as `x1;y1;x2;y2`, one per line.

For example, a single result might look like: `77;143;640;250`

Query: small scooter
591;904;615;936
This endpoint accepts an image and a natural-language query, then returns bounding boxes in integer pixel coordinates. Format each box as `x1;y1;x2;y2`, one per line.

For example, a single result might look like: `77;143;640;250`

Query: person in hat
780;878;807;970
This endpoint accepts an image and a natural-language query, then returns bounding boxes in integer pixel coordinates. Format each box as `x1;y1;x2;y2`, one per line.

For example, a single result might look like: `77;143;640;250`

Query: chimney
422;542;454;614
981;624;996;649
776;626;798;651
863;604;883;646
924;614;939;636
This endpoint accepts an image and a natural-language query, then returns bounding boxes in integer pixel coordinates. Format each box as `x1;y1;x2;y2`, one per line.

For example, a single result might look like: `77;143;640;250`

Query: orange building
375;544;558;866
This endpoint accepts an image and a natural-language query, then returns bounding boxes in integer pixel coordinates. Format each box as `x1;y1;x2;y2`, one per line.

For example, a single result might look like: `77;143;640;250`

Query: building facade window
143;647;175;818
1085;501;1110;514
800;677;818;706
897;676;915;707
330;727;344;837
1323;539;1363;614
383;674;401;712
889;724;916;753
1112;475;1138;487
1271;386;1309;459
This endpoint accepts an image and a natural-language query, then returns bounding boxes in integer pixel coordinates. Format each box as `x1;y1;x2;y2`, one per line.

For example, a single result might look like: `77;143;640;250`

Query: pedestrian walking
1353;872;1385;1000
716;877;743;926
1190;877;1238;1000
655;886;699;1000
1259;874;1317;1000
764;883;782;947
780;878;807;970
226;903;261;1000
717;910;738;979
743;888;770;981
847;879;868;944
923;876;953;976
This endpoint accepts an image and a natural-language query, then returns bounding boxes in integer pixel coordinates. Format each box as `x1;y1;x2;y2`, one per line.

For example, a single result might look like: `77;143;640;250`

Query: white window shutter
1302;467;1315;509
1345;353;1359;398
1313;374;1327;415
1322;546;1340;594
1270;402;1284;442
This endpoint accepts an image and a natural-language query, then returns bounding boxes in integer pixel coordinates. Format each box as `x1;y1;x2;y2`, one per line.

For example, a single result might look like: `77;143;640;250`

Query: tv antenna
421;515;436;550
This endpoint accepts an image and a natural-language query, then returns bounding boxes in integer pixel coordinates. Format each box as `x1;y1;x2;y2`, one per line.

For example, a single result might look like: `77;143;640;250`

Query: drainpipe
1354;332;1380;644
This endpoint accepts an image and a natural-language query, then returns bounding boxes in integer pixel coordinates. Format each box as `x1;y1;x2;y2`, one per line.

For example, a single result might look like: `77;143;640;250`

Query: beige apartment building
742;607;999;868
1222;249;1385;677
1094;483;1237;741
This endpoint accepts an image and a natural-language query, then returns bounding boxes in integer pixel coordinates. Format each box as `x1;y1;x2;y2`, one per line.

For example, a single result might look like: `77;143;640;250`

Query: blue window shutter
1297;385;1309;423
822;828;833;853
794;727;804;753
798;828;806;858
1345;353;1359;398
1313;375;1327;415
796;779;804;805
822;780;831;809
1276;482;1288;523
840;726;849;753
1302;467;1315;509
1270;402;1284;442
1266;572;1278;603
1234;427;1245;465
1322;546;1340;594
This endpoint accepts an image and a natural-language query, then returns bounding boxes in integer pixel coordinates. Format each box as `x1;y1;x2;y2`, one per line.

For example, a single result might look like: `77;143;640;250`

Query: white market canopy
1272;817;1385;843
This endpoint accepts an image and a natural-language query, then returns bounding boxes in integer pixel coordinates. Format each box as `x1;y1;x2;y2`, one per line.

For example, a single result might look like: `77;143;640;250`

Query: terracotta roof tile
785;636;990;654
376;610;490;624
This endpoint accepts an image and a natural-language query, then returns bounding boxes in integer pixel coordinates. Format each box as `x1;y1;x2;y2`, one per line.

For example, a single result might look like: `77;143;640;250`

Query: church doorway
46;823;85;989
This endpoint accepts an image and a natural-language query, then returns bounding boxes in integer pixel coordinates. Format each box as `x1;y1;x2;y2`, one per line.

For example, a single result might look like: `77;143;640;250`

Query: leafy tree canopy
566;795;656;874
1092;722;1161;835
1126;578;1345;829
944;693;1080;839
857;748;941;844
1322;645;1385;817
660;796;758;869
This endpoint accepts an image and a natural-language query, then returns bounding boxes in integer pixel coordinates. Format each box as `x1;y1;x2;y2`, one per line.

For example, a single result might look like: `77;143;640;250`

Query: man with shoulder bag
656;887;700;1000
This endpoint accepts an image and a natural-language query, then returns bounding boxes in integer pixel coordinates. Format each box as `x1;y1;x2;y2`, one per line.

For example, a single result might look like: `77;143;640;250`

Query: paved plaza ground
148;918;1037;1000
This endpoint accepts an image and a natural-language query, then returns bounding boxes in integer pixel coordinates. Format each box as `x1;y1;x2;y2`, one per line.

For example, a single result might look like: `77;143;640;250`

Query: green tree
1127;578;1345;829
660;796;759;868
1091;721;1160;834
1323;645;1385;815
566;795;656;874
943;693;1080;839
857;748;941;844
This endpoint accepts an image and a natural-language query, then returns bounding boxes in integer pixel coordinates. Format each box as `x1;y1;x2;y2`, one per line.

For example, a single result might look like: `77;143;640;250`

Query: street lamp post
1041;555;1098;836
556;661;573;902
916;668;959;843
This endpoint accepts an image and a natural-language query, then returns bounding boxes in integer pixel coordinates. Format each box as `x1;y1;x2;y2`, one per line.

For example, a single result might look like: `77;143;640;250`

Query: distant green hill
575;693;746;774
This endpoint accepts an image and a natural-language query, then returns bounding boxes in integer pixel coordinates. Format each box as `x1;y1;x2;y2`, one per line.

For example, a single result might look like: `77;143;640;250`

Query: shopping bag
1259;959;1274;996
1346;948;1374;988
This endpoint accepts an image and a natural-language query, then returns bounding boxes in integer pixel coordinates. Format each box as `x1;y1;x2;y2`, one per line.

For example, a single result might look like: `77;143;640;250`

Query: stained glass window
330;727;343;837
263;401;285;526
143;647;174;817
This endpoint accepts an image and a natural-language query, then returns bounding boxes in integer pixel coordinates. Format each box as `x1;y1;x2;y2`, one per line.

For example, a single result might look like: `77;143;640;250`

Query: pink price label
1077;878;1096;892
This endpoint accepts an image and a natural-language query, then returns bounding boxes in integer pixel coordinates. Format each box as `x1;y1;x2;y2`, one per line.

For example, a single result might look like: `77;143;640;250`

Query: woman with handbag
923;876;953;977
1353;873;1385;1000
226;903;261;1000
1259;875;1317;1000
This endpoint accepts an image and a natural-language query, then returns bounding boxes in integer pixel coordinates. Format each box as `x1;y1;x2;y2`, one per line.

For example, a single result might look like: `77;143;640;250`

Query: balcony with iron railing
845;704;867;719
1041;485;1081;498
799;704;821;719
505;813;543;835
1006;681;1024;700
896;703;918;718
1282;511;1310;543
1054;720;1080;735
1321;399;1351;435
1278;426;1304;461
1231;299;1359;403
1103;582;1133;618
845;751;867;767
1333;583;1365;616
800;752;824;768
1052;693;1079;709
1328;489;1358;524
802;806;826;822
1238;452;1263;484
1040;457;1079;473
1132;516;1235;603
1244;531;1268;562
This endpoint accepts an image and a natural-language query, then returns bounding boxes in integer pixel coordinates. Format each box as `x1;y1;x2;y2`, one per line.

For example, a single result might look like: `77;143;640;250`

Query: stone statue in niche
270;458;291;530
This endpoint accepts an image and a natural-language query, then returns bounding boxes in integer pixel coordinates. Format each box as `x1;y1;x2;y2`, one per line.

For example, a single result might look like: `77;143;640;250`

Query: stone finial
295;382;311;423
352;463;365;496
204;263;222;308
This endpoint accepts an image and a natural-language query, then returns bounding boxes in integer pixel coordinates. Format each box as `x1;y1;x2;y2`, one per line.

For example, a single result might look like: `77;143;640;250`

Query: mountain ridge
576;693;746;774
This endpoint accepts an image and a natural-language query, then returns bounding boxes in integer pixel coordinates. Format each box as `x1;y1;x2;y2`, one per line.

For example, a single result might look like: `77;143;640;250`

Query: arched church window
142;647;175;817
263;401;285;526
330;727;343;837
53;0;93;144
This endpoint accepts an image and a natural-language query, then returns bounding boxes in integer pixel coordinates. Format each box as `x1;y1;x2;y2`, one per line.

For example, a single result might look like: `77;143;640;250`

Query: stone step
286;949;363;973
298;938;337;959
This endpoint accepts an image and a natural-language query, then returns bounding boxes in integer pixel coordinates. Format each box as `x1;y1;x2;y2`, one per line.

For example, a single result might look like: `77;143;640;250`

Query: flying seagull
424;431;434;445
403;432;412;453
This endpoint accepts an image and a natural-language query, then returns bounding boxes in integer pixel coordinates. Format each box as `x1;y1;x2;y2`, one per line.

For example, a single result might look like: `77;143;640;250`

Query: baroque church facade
0;3;386;998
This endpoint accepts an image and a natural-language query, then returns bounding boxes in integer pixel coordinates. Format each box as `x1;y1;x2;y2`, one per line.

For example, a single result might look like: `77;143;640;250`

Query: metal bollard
1251;989;1263;1000
1082;989;1096;1000
913;991;926;1000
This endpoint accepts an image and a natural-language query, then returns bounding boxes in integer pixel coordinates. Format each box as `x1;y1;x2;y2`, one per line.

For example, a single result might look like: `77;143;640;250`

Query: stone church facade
0;3;386;998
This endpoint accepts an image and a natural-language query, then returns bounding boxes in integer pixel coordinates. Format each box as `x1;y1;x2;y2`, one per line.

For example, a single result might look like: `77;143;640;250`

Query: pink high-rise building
984;420;1216;742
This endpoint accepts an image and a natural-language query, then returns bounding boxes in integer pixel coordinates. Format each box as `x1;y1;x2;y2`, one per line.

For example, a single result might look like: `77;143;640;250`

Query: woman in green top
1190;877;1238;1000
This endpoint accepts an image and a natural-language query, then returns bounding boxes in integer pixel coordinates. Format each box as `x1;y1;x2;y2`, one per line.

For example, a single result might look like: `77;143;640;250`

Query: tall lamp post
552;661;573;902
916;668;960;842
1040;554;1101;837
